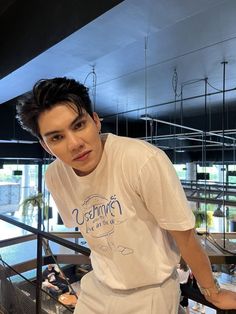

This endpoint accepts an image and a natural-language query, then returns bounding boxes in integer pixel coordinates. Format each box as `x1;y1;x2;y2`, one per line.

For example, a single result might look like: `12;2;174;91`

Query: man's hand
47;282;59;290
168;228;236;310
52;285;59;291
206;289;236;310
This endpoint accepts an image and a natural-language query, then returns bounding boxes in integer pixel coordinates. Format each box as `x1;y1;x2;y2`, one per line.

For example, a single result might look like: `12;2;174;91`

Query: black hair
16;77;93;139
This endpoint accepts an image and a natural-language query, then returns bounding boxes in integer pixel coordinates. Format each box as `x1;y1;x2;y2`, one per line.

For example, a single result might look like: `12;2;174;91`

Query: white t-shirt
45;133;195;289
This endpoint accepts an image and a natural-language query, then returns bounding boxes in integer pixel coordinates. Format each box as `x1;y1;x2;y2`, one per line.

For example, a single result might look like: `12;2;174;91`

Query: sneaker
192;304;200;311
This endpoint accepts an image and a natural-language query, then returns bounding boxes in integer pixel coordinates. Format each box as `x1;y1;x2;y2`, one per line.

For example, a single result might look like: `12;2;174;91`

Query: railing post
35;201;43;313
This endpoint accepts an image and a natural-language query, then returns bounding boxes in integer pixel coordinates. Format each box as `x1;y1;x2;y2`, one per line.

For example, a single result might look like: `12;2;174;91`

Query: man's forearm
169;228;215;288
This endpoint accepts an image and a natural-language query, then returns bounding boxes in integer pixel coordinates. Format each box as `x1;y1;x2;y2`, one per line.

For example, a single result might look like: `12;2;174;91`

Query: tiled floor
188;299;216;314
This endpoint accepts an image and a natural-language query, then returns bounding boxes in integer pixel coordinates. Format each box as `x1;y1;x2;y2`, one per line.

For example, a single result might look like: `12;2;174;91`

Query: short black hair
16;77;93;139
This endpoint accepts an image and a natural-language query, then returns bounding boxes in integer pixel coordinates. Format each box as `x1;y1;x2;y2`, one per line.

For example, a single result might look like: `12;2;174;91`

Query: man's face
38;103;103;176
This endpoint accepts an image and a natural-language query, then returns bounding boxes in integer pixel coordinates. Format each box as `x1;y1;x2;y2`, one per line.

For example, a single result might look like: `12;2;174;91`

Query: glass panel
228;164;236;184
197;164;221;182
174;164;186;180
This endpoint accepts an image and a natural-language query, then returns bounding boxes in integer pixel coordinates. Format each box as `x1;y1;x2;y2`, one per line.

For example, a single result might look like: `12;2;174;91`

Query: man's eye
50;135;63;142
74;121;85;129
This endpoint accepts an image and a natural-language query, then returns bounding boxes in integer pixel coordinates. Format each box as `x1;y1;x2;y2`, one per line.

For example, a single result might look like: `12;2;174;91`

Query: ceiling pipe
140;116;235;143
138;136;235;151
141;135;230;146
140;129;236;140
102;87;236;119
0;140;38;144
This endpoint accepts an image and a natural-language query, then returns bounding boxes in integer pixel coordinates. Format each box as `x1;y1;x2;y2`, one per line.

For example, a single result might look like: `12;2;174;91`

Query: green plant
230;215;236;221
193;209;213;228
20;193;51;220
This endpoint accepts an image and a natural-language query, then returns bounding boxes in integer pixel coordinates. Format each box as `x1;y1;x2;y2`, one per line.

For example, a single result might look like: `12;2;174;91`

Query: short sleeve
136;150;195;230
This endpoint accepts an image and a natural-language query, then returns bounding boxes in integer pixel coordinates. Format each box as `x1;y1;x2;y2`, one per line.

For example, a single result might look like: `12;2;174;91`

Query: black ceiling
1;0;236;163
0;0;124;79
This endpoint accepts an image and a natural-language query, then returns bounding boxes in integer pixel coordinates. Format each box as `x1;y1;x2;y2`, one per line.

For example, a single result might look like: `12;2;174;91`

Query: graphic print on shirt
97;233;134;256
72;194;126;237
72;194;134;255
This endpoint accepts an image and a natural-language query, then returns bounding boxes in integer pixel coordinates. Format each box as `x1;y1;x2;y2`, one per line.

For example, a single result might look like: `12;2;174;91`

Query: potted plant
193;209;213;229
20;193;52;227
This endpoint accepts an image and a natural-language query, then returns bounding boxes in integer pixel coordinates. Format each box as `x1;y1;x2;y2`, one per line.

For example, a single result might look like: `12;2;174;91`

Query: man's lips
72;151;91;161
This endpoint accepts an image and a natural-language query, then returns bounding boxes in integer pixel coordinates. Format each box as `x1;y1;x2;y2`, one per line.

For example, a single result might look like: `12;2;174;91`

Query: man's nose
67;132;84;151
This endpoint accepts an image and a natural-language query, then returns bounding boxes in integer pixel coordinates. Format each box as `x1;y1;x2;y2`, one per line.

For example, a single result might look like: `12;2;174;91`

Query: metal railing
0;214;235;313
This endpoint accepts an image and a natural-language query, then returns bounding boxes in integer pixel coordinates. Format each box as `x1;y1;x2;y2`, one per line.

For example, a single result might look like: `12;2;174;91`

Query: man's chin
72;166;93;176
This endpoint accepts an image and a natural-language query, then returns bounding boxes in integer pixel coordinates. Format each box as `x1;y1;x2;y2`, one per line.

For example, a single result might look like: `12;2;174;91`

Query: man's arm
42;279;59;290
169;228;236;310
54;266;67;280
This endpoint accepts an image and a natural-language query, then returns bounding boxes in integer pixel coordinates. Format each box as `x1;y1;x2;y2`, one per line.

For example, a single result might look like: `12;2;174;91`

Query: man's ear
40;140;54;156
93;112;101;133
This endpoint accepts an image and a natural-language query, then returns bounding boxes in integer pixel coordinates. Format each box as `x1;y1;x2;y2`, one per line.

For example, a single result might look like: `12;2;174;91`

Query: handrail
181;284;236;314
0;214;235;313
0;213;90;314
0;257;74;313
0;214;90;256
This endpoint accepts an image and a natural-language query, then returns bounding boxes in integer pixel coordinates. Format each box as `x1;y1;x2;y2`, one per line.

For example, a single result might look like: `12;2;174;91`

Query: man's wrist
198;278;221;297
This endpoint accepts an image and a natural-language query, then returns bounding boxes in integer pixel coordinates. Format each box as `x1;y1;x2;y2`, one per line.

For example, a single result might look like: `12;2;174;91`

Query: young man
42;264;69;298
17;77;236;313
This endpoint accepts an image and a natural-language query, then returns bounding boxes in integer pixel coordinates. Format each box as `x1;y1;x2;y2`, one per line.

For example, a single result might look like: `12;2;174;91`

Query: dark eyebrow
43;112;87;138
70;113;87;129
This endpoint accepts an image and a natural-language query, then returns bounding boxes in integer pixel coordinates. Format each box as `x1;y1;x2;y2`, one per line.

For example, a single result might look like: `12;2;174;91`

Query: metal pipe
221;61;228;247
0;214;90;256
102;87;236;118
144;117;235;142
140;129;236;140
36;161;43;313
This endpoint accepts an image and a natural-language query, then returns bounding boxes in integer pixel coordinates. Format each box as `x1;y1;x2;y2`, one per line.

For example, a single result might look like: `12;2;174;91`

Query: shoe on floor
192;304;200;311
200;306;205;313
